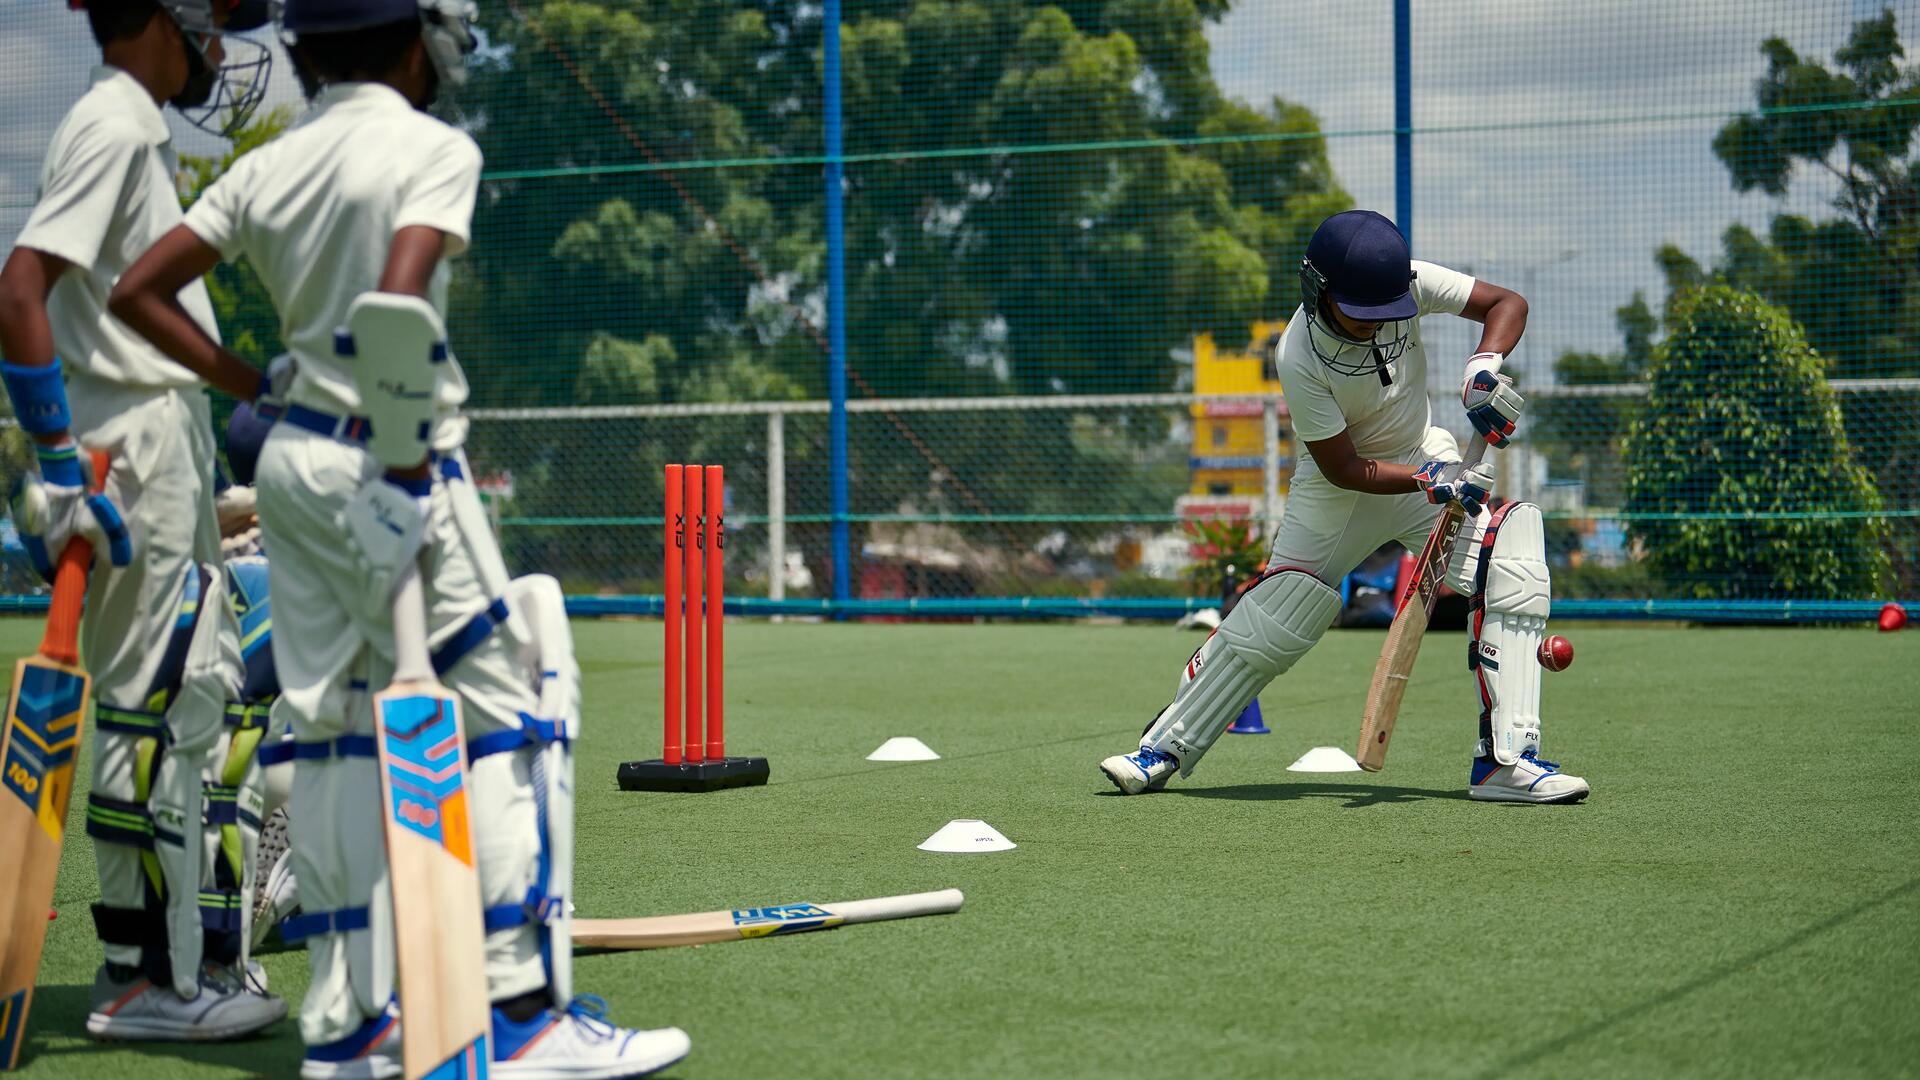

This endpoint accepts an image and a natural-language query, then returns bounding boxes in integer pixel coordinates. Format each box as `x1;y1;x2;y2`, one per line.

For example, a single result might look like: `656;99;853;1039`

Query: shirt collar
313;81;417;115
90;65;170;145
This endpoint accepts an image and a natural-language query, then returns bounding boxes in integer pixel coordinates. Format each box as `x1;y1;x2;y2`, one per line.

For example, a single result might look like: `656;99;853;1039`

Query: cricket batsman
0;0;287;1040
1100;210;1589;804
111;1;691;1075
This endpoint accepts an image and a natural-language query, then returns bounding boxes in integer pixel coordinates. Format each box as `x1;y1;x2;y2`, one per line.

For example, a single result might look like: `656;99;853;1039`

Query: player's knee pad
1146;568;1340;774
1469;502;1551;765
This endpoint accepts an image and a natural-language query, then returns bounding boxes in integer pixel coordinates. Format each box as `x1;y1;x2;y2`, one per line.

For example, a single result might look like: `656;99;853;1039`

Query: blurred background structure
2;0;1914;619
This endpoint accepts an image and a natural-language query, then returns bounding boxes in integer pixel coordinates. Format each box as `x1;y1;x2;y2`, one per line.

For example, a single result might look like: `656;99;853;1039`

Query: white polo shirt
1274;259;1476;475
184;81;482;414
14;66;216;391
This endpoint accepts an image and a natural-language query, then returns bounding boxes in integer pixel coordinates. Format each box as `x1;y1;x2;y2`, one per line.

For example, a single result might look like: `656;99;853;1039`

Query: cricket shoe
300;1000;402;1080
492;996;690;1078
1468;743;1589;804
86;961;287;1042
1099;745;1178;795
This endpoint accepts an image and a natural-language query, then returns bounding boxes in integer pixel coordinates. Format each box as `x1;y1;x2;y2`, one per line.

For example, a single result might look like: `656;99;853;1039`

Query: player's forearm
0;252;71;446
108;289;261;401
1472;291;1527;358
1328;457;1424;496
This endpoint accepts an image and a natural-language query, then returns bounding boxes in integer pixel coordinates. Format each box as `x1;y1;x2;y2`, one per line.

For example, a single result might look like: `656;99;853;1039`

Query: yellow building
1189;320;1292;497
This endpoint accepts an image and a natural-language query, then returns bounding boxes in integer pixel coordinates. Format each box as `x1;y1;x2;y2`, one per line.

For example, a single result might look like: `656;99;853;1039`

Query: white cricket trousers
1268;425;1490;594
70;379;239;978
254;422;546;1047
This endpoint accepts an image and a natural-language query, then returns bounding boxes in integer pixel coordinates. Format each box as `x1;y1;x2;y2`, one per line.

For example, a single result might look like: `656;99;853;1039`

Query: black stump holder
618;755;770;793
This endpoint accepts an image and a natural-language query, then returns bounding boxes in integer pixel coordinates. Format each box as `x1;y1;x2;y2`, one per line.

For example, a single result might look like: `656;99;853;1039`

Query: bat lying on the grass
572;889;964;951
1356;437;1492;772
0;452;107;1070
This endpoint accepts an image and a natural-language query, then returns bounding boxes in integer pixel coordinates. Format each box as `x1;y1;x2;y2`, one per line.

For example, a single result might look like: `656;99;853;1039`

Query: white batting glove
9;441;131;579
1462;353;1524;446
1414;456;1496;517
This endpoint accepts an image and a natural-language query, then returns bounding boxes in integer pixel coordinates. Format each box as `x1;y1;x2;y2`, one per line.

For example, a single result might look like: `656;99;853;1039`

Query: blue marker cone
1227;699;1269;734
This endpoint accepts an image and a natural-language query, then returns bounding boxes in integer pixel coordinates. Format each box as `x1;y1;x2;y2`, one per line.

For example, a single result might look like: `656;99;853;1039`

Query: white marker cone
867;737;941;762
917;819;1016;853
1287;746;1363;773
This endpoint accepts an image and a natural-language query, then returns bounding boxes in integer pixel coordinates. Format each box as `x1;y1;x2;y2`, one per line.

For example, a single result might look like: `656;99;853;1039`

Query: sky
0;0;1912;389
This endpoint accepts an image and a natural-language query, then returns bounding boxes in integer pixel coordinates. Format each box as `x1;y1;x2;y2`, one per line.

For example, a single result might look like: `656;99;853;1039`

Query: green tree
1674;8;1920;376
453;0;1349;587
1622;287;1889;601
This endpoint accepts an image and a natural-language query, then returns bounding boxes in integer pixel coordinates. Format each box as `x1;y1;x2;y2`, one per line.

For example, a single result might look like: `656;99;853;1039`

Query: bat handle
390;560;435;684
38;450;110;667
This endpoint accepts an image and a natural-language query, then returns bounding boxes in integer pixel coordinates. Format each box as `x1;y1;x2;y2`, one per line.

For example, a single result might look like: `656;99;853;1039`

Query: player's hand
1415;456;1495;517
9;441;131;578
1462;353;1523;446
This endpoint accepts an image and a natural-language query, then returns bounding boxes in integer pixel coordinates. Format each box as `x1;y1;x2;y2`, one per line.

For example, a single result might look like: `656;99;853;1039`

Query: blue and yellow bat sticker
732;903;846;938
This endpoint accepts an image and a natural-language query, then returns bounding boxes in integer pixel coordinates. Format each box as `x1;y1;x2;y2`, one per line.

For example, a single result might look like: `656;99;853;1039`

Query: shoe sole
1468;786;1589;805
86;1009;286;1042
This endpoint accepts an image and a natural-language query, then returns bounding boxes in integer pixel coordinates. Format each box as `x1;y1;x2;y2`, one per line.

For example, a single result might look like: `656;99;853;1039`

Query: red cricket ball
1537;635;1574;671
1881;603;1908;633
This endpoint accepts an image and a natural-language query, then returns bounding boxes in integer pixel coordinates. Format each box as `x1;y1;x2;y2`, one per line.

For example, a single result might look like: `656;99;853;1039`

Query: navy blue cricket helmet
1299;210;1419;379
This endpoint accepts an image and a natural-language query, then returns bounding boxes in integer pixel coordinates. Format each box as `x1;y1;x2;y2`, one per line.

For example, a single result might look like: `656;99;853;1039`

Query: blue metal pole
1393;0;1412;246
824;0;851;611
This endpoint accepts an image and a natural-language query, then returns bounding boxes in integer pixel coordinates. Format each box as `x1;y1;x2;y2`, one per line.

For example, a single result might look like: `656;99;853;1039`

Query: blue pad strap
2;359;71;435
281;905;372;944
289;735;379;761
431;597;510;676
467;714;566;763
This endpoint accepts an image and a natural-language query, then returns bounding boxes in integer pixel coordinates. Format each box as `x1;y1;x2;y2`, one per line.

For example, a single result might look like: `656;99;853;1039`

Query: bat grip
390;560;435;684
38;450;110;667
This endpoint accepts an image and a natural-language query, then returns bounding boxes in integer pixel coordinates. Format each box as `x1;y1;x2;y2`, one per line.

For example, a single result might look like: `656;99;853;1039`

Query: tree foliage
1622;287;1889;600
1670;8;1918;377
460;0;1347;406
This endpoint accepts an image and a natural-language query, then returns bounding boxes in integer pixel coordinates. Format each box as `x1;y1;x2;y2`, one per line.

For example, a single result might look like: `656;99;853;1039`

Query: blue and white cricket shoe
1468;742;1589;804
492;996;690;1078
1100;745;1178;795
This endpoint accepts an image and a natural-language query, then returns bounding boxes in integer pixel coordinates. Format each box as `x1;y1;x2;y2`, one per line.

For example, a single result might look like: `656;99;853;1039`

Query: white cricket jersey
184;81;482;415
1274;259;1475;476
14;66;217;391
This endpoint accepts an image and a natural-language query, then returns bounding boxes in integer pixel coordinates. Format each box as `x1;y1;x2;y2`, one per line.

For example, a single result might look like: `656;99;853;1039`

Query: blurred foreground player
110;1;691;1075
1100;211;1588;804
0;0;285;1042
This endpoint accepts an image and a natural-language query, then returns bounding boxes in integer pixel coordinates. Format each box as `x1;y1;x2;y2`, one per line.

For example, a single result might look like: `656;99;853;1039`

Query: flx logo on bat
731;903;846;938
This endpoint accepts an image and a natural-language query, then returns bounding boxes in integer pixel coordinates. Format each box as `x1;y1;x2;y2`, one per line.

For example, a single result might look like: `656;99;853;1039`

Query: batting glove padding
9;440;131;578
1415;456;1495;517
1462;354;1524;446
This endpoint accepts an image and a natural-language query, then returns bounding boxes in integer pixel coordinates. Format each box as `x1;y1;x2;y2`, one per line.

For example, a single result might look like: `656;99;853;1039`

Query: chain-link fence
1;1;1914;618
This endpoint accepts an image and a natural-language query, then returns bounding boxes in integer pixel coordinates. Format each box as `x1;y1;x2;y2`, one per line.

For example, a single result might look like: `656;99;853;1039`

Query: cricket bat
1356;438;1491;772
0;451;107;1070
375;560;490;1079
572;889;964;951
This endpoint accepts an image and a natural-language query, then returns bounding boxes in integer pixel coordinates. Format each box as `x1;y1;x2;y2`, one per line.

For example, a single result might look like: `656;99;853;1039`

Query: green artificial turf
6;620;1917;1078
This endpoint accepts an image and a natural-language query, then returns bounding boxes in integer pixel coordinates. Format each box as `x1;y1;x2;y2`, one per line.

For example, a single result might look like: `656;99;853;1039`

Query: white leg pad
1144;569;1340;775
502;573;576;1002
1471;503;1551;765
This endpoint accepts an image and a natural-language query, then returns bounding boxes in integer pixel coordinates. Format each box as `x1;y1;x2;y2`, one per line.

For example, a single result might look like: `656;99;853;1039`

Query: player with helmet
1099;210;1588;804
0;0;287;1044
111;2;692;1076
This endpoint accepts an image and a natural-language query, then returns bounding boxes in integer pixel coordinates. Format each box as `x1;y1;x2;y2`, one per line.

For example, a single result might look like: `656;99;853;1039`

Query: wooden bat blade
1356;499;1470;772
0;656;89;1068
1356;599;1432;771
572;889;965;951
374;684;490;1080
